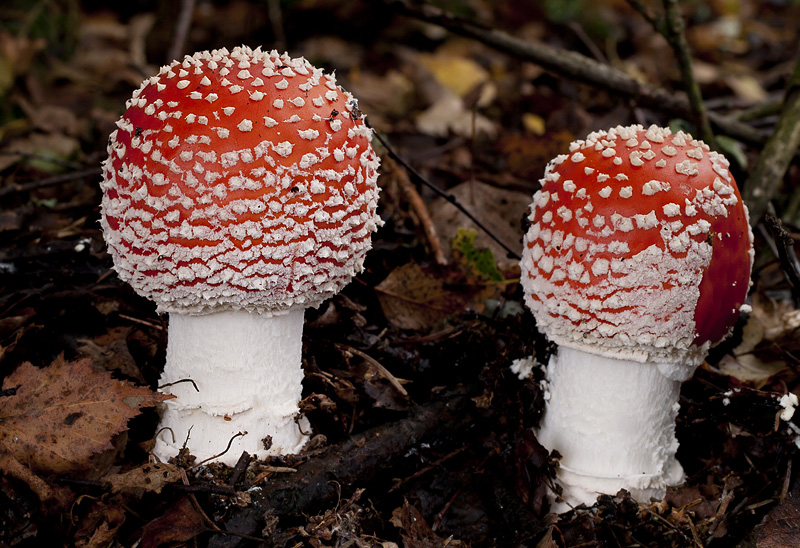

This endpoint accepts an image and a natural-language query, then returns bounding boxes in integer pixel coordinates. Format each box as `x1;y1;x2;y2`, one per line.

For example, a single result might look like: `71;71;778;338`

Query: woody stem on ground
382;0;766;148
744;49;800;224
662;0;716;147
627;0;715;147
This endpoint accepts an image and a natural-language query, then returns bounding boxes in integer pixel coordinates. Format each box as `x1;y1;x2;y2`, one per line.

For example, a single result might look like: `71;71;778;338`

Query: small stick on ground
167;0;196;61
628;0;715;147
388;156;448;265
382;0;765;148
744;49;800;224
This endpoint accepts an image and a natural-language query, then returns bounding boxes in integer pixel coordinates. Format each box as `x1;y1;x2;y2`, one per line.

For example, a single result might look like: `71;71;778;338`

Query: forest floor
2;1;800;547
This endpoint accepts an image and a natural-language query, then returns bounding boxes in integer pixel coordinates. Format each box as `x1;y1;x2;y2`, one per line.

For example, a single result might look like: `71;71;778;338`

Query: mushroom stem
537;346;690;510
153;308;310;465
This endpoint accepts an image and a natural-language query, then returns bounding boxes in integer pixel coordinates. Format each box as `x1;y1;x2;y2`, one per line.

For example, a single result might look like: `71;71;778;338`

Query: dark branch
382;0;765;148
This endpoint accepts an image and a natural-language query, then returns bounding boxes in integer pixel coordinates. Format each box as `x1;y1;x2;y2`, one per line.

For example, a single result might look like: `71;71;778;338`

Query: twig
118;313;164;330
267;0;287;53
228;451;251;486
371;128;521;260
167;0;196;61
248;395;475;516
763;213;800;305
336;343;409;397
630;0;715;147
0;167;101;198
159;378;199;392
382;0;765;148
743;48;800;224
192;432;246;468
389;156;448;265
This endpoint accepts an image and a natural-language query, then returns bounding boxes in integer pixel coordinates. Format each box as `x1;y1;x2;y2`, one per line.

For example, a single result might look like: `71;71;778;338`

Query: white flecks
598;186;612;198
273;99;284;109
619;186;633;198
591;258;610;276
237;119;253;132
663;203;681;217
584;167;594;175
263;117;277;128
629;151;644;166
601;148;616;158
675;160;699;176
200;76;211;86
662;146;677;157
298;129;319;140
634;210;658;229
686;147;704;160
273;141;293;157
237;69;253;79
780;393;798;421
571;152;585;163
205;93;218;103
223;106;235;116
288;96;305;107
656;159;667;168
614;173;629;181
250;91;265;101
177;80;190;89
557;206;573;222
275;78;289;89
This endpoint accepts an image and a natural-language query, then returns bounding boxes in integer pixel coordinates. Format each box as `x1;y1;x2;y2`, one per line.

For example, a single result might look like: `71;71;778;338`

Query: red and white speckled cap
100;46;381;315
521;124;753;369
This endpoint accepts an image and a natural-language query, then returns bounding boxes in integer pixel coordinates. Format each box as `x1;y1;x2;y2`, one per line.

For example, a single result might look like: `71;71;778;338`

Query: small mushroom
100;47;381;465
520;124;753;509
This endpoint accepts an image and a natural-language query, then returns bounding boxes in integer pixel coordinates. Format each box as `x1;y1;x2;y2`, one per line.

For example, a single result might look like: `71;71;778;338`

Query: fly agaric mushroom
520;124;753;508
100;46;381;465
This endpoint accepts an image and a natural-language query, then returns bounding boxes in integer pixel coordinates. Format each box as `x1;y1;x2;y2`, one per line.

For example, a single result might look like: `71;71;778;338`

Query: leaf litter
1;0;800;546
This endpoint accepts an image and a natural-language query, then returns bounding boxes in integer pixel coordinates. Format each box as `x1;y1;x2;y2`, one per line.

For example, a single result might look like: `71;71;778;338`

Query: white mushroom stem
153;308;310;466
536;346;692;511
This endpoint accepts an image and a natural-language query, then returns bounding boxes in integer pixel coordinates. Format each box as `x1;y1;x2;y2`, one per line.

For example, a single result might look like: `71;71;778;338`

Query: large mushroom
100;46;381;465
520;124;753;508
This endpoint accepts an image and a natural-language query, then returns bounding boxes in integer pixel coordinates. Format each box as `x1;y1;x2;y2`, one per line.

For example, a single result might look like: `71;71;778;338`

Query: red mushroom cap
521;124;753;366
100;47;381;315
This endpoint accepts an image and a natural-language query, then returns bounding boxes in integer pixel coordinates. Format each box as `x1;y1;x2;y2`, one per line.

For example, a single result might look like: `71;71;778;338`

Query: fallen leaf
106;462;182;496
74;503;126;548
77;326;145;383
391;499;465;547
418;51;490;98
140;496;206;548
0;355;171;474
429;179;531;264
375;263;464;330
757;483;800;548
415;92;497;138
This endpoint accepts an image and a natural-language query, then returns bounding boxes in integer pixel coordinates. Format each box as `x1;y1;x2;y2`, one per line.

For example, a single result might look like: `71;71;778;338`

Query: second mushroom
520;124;753;509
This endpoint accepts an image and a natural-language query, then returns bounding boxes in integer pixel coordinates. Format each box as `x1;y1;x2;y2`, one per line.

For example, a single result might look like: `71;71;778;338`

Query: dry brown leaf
757;484;800;548
375;263;464;330
140;496;206;548
106;462;182;496
0;355;171;474
429;179;532;265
